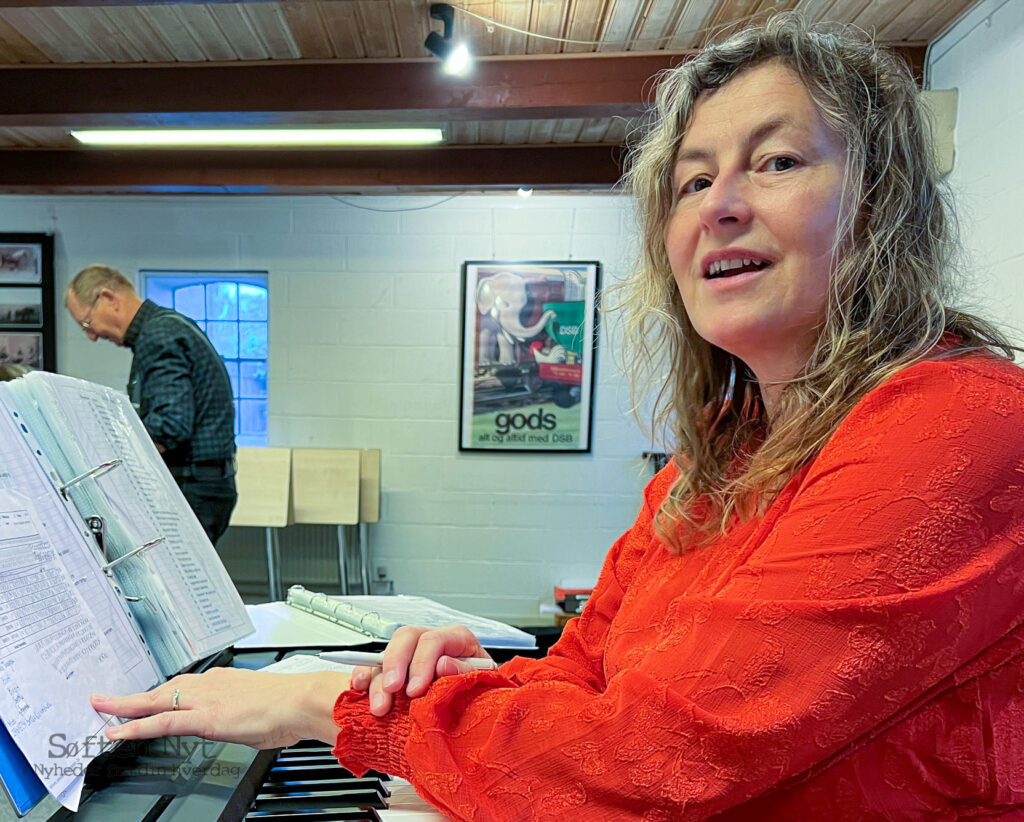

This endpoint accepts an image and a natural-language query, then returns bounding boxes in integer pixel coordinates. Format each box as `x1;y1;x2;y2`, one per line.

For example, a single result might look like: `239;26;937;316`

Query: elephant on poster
476;272;557;365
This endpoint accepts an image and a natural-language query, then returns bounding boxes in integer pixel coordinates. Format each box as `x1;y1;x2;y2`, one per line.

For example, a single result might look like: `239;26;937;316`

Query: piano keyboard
243;739;447;821
51;647;510;820
51;736;447;822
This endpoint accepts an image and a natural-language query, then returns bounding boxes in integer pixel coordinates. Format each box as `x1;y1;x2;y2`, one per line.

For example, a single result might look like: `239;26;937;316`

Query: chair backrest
231;447;381;527
230;447;293;528
358;448;381;524
291;448;361;525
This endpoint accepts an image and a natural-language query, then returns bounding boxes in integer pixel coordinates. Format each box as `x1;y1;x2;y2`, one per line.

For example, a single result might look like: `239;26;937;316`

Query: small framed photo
0;332;43;370
0;242;42;285
459;261;600;452
0;233;55;371
0;287;43;327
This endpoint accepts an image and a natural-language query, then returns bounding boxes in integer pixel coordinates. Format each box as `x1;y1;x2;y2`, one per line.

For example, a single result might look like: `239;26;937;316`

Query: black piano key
260;777;389;796
253;787;387;811
286;738;336;750
274;753;352;767
268;763;366;781
246;809;382;821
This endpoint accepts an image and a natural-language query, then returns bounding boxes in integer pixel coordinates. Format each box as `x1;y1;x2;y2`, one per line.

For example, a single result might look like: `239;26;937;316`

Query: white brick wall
928;0;1024;340
0;192;650;620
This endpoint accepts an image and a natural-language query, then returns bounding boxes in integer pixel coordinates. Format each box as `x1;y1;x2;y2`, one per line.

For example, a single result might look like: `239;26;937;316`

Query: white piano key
381;778;448;820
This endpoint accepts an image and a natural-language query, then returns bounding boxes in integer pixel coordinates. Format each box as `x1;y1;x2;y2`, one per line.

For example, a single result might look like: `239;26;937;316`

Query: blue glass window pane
174;285;206;321
240;399;267;435
239;284;268;321
223;360;239;398
207;322;238;358
206;283;238;321
239;361;267;398
239;322;268;359
145;273;268;447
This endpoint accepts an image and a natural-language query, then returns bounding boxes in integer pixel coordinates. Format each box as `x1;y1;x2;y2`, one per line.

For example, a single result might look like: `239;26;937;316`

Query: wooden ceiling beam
0;45;927;127
0;0;320;5
0;145;625;192
0;55;684;126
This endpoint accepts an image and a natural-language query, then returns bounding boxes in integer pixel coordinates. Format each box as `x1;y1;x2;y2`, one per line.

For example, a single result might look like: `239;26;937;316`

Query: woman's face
664;61;848;391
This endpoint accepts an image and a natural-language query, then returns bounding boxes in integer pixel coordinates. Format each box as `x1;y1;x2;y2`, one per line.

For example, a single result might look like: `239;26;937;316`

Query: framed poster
0;234;55;372
459;261;599;452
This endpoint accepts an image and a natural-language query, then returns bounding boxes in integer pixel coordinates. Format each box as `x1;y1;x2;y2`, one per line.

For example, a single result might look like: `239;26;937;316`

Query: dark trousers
177;475;238;546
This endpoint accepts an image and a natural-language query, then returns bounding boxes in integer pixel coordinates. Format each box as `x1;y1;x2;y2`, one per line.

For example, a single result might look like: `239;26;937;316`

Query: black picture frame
458;260;600;453
0;233;55;372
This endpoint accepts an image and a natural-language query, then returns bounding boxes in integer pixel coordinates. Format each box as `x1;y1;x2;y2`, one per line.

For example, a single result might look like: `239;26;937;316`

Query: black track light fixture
424;3;471;75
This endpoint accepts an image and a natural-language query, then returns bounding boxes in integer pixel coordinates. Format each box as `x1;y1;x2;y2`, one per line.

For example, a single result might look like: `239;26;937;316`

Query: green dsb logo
494;408;557;435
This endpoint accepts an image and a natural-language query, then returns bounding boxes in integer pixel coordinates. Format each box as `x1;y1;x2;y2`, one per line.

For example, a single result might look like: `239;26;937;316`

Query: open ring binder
0;370;254;814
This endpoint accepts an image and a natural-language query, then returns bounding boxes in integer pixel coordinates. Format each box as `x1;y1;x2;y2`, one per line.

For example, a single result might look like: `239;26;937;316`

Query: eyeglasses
78;295;100;330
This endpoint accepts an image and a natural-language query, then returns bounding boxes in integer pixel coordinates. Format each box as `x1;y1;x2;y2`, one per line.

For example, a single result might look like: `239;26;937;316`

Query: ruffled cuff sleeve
331;689;414;778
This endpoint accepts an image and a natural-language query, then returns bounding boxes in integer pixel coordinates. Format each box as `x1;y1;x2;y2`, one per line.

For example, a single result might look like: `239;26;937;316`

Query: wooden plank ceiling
0;0;981;193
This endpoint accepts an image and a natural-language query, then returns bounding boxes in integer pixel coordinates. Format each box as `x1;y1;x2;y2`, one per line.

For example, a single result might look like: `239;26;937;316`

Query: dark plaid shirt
124;299;235;466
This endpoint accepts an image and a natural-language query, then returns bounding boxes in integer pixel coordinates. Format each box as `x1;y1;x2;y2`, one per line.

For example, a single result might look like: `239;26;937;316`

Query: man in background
65;264;237;546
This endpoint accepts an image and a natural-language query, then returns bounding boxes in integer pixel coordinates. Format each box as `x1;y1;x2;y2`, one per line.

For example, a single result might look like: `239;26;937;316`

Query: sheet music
0;404;161;811
12;373;253;672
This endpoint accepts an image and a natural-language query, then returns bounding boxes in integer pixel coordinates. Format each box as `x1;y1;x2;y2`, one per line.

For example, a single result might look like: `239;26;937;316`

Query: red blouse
333;355;1024;820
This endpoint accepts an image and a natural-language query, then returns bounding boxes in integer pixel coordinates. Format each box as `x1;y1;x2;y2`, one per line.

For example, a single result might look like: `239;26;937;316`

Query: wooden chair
291;448;381;594
229;447;293;600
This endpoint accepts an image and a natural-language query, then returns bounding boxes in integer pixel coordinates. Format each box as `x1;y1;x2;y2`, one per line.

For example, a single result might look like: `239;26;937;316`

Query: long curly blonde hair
613;13;1013;549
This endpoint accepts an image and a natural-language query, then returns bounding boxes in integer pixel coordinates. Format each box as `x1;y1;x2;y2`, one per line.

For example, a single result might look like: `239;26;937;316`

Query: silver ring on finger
171;688;181;711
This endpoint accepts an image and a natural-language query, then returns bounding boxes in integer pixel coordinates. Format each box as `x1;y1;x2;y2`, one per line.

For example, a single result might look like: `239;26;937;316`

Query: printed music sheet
0;408;161;811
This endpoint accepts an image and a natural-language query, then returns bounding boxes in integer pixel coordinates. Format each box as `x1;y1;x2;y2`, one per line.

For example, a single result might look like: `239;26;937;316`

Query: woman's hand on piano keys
349;625;493;717
90;667;350;749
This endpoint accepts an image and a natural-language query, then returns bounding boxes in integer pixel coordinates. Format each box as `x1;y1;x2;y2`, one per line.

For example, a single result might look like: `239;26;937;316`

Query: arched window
143;271;268;447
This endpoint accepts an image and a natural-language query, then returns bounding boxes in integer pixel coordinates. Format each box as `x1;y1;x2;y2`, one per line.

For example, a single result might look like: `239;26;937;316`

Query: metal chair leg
336;524;349;595
264;526;281;601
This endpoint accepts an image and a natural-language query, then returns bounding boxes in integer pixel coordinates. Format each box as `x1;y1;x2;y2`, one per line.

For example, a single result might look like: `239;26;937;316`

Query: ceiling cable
452;5;695;48
330;194;462;211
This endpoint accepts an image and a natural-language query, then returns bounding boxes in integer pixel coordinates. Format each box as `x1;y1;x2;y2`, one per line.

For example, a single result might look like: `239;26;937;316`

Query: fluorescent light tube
70;128;445;147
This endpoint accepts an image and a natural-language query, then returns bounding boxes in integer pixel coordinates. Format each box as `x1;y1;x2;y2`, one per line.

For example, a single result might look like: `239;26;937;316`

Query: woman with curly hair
95;14;1024;820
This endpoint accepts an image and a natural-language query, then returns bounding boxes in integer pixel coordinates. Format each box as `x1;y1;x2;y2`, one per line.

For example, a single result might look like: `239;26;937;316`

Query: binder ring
102;535;165;573
359;611;382;631
171;689;181;711
59;458;123;498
